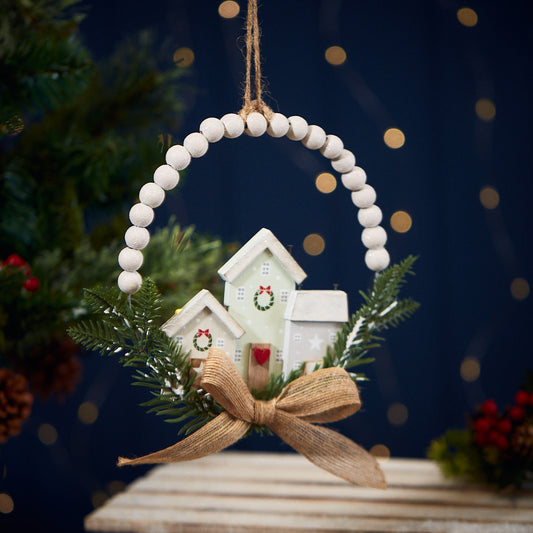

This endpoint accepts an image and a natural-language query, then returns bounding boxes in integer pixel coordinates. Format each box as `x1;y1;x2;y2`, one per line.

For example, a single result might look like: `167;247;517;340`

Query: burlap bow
118;347;386;489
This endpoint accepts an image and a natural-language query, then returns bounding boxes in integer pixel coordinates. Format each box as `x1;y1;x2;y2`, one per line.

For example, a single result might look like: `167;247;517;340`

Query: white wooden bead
331;149;356;173
184;132;209;158
125;226;150;250
129;203;154;227
245;112;267;137
166;145;191;170
365;247;390;272
286;116;309;141
351;184;377;208
221;113;245;138
357;205;383;228
361;226;388;249
267;113;289;138
153;165;179;191
200;117;225;143
139;182;164;208
118;247;144;271
320;135;344;159
118;271;142;294
341;166;367;191
302;125;326;150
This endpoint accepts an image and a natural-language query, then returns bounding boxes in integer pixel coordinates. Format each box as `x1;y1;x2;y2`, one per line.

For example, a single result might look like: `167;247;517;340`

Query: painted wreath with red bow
253;285;275;311
192;328;213;352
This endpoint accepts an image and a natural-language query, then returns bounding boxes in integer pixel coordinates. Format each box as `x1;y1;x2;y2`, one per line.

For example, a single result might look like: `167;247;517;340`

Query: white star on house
308;334;323;351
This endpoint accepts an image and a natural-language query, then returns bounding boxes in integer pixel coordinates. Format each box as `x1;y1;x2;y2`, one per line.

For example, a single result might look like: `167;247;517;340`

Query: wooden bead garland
118;112;391;293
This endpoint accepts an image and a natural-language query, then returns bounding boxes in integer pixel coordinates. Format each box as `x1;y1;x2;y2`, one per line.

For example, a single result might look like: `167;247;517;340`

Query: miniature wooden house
218;228;307;389
283;290;348;375
162;289;245;378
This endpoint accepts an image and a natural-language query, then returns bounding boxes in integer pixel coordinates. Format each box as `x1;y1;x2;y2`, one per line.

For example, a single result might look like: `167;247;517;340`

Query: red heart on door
253;347;270;365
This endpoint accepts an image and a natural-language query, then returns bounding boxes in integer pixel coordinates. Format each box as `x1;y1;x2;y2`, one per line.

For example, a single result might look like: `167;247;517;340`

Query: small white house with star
218;228;307;388
282;290;348;375
161;289;244;378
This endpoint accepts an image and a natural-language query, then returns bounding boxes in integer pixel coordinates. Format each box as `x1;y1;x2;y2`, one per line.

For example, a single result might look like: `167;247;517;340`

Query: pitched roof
162;289;245;338
217;228;307;284
284;290;349;323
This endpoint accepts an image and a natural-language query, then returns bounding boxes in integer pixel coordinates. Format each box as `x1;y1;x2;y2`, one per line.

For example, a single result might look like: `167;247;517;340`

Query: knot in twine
118;348;386;489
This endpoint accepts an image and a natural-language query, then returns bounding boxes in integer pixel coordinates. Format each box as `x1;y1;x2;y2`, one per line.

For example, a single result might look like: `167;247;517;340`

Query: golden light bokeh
218;1;240;18
457;7;478;27
387;402;408;426
0;493;14;514
511;277;530;301
475;98;496;121
108;480;127;495
91;490;108;509
369;444;391;462
38;423;58;445
460;356;481;382
173;47;195;68
383;128;405;149
390;211;412;233
303;233;325;256
479;186;499;209
78;401;99;425
2;115;24;136
315;172;337;194
325;46;347;66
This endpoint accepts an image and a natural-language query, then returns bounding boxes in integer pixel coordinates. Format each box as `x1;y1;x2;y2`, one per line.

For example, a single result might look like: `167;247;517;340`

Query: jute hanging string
239;0;274;120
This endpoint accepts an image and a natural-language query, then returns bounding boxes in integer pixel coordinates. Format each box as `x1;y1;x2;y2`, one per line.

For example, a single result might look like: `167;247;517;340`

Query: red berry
475;432;488;447
509;406;525;421
23;277;39;292
530;392;533;406
497;419;512;433
515;390;529;406
3;254;27;268
488;430;500;445
474;417;491;433
481;399;498;417
496;435;509;451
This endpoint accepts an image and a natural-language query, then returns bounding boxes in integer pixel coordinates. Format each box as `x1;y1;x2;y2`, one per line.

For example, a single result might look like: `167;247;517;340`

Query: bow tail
272;412;387;489
117;412;250;466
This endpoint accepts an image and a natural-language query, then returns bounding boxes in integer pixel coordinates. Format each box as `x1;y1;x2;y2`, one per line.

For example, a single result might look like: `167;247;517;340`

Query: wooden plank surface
85;451;533;533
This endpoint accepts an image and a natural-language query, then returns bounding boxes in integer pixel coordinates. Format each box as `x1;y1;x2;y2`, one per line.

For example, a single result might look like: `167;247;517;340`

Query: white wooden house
161;289;244;380
282;290;348;375
217;228;307;389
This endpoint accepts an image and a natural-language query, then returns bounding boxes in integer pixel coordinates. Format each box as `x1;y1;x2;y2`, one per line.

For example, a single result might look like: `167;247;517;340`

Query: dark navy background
2;1;532;531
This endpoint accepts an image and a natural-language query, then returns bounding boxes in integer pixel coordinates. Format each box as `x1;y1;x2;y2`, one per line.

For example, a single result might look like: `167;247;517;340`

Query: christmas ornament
69;0;419;489
0;368;33;444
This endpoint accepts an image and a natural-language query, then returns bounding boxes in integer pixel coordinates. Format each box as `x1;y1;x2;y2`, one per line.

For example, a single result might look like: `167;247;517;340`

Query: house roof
217;228;307;284
284;290;349;323
162;289;245;338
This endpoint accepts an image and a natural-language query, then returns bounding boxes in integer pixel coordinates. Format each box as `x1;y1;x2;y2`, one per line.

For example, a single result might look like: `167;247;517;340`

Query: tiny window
280;290;289;303
293;360;302;370
236;287;245;301
261;262;271;275
175;336;184;345
276;350;283;362
216;338;225;348
294;334;302;343
329;333;337;343
234;349;242;362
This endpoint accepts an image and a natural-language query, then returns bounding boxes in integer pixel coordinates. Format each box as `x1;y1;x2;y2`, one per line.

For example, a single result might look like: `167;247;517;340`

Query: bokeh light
303;234;325;256
0;494;14;514
383;128;405;149
390;211;412;233
475;98;496;121
460;356;481;382
3;115;24;136
325;46;347;66
173;47;195;68
218;1;240;19
511;278;530;301
370;444;391;462
91;490;108;509
107;480;127;495
457;7;478;27
479;186;499;209
78;401;99;425
315;172;337;194
387;402;408;426
38;423;58;445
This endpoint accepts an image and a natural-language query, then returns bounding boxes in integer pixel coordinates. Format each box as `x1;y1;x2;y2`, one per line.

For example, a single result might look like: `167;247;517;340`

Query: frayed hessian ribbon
118;347;386;489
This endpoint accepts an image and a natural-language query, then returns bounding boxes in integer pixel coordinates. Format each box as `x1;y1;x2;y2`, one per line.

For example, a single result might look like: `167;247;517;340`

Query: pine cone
510;422;533;458
0;368;34;444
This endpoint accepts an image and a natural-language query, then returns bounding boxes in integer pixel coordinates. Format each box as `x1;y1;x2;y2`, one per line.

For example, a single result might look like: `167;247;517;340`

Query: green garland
68;256;418;436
